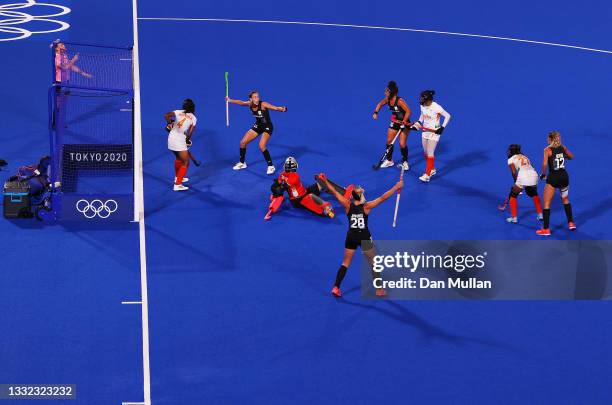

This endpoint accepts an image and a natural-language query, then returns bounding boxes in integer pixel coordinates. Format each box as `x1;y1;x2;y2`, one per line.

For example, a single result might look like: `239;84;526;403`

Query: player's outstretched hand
372;112;378;120
318;173;328;182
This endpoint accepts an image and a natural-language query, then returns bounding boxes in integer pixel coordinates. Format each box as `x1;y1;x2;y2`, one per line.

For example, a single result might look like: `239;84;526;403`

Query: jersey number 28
351;216;365;229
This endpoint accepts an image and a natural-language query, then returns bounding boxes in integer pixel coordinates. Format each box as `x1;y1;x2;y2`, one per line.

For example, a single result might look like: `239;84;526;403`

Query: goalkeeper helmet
284;156;298;172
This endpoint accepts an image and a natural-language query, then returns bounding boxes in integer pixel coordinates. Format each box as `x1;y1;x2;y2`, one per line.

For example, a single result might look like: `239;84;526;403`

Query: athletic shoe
400;161;410;171
430;169;437;177
537;213;543;221
380;160;394;168
536;228;551;236
266;165;276;175
376;288;387;297
568;222;577;230
419;173;430;182
331;286;342;297
173;184;189;191
233;162;247;170
174;177;189;183
506;216;518;223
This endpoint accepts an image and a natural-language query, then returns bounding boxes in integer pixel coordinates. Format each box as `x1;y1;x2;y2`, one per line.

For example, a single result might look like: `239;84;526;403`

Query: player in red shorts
265;157;352;220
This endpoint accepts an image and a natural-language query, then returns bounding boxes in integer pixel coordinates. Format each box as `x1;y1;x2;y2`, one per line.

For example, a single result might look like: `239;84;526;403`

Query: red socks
174;159;181;173
532;196;542;214
509;197;518;217
175;165;187;185
425;156;435;175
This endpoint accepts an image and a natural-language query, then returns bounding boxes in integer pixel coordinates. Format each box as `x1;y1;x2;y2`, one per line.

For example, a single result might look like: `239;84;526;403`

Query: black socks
543;208;551;229
239;147;246;163
335;265;348;288
262;149;273;166
400;146;408;162
386;144;394;160
564;203;574;223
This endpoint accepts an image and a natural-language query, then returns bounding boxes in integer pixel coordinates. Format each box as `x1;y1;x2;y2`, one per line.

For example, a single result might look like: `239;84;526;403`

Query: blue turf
1;0;612;404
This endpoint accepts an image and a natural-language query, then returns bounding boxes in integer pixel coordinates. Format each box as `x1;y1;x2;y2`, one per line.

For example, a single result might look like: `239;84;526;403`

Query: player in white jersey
505;144;543;223
411;90;451;182
165;99;197;191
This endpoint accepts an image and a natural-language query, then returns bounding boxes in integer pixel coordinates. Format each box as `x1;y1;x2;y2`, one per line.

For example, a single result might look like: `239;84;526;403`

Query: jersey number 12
554;155;565;170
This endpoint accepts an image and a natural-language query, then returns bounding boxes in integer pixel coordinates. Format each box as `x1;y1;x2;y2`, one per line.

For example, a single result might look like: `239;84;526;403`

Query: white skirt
516;169;538;188
168;132;187;151
422;131;440;142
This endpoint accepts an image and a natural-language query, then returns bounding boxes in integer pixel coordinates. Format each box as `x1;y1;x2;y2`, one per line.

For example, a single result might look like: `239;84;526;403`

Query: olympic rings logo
0;1;71;42
75;199;118;219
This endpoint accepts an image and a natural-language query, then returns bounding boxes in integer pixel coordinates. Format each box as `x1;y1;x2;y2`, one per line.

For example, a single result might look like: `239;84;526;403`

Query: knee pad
524;186;538;198
509;188;521;199
268;195;284;214
300;194;332;216
561;186;569;199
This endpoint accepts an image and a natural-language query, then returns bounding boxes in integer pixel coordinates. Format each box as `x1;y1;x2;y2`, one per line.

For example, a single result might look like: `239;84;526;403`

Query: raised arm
372;98;388;120
261;101;287;112
364;180;403;212
226;97;250;106
319;173;350;212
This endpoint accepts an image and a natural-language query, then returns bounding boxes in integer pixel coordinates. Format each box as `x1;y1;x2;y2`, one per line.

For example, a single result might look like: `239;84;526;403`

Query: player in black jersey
373;81;413;170
318;173;403;297
227;90;287;175
537;131;576;236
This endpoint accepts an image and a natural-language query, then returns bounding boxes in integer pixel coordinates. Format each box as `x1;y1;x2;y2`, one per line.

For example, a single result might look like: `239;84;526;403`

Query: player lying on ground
411;90;451;182
372;81;413;170
537;131;576;236
505;144;543;224
164;98;197;191
227;91;287;175
265;157;352;220
319;173;403;298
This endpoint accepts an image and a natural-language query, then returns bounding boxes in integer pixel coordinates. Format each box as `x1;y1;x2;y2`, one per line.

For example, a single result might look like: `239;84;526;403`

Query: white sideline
138;17;612;55
122;301;143;305
131;1;152;405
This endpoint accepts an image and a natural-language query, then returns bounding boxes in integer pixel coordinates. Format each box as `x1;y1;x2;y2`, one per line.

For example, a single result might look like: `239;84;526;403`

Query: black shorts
388;121;405;131
345;232;374;251
546;171;569;189
252;123;273;135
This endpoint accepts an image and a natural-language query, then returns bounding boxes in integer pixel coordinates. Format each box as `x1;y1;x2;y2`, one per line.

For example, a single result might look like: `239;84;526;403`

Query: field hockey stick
392;166;405;228
186;140;201;166
372;129;402;170
497;197;509;211
189;152;201;167
225;72;230;127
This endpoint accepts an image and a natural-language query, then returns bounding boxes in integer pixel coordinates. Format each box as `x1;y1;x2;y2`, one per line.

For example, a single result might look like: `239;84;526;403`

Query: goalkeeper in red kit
265;157;352;220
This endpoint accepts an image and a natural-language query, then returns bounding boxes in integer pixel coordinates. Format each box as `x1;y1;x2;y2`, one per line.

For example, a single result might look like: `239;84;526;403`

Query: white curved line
138;17;612;55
